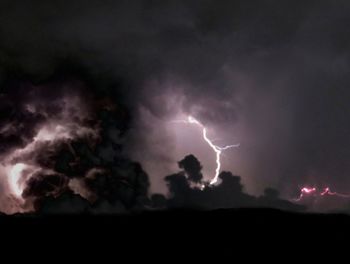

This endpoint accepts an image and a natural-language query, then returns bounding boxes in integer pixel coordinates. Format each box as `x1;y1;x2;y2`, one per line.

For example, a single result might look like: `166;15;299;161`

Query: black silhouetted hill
2;208;350;248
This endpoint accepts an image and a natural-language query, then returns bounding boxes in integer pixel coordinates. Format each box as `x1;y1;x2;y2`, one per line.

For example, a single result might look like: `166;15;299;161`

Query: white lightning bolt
178;116;239;185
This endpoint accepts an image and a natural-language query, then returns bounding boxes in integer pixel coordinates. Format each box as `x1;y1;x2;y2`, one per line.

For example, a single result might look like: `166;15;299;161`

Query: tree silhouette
162;154;306;212
178;154;203;183
165;172;191;208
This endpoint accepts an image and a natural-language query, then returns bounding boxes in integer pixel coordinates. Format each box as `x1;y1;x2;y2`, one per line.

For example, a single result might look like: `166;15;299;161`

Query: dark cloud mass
0;76;151;214
0;0;349;213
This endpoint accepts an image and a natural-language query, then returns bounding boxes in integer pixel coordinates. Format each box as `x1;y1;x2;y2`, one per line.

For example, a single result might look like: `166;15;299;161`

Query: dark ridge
2;207;350;227
2;208;349;255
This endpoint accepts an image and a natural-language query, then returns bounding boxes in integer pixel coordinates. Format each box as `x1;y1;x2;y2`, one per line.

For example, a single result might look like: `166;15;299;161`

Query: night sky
0;0;350;214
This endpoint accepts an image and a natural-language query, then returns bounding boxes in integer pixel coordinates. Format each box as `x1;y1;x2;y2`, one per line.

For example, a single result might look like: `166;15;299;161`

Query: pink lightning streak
293;186;350;202
176;116;239;185
293;187;317;201
319;187;350;198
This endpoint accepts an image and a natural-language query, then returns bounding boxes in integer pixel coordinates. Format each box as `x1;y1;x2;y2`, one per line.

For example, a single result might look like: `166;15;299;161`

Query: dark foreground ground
3;208;350;236
1;208;349;257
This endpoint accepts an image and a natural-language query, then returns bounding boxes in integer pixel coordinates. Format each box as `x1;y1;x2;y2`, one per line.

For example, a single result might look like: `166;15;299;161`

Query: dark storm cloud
0;76;151;214
0;80;89;158
0;0;349;201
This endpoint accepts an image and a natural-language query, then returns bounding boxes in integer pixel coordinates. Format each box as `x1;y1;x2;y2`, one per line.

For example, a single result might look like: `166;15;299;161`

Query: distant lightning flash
293;187;317;201
293;186;350;202
177;116;239;185
319;187;350;198
8;163;27;197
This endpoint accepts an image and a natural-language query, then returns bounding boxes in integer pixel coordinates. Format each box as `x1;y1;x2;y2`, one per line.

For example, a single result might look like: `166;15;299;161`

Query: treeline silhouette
37;154;305;214
150;154;305;212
